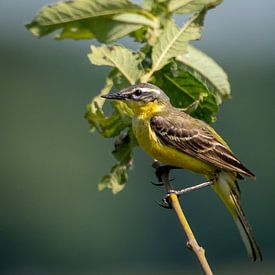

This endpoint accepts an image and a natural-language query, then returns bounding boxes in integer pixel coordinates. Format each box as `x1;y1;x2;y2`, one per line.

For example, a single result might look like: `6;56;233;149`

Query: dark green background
1;0;274;274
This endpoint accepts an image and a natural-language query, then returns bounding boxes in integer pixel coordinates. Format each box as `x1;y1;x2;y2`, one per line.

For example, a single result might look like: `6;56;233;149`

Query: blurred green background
1;0;275;274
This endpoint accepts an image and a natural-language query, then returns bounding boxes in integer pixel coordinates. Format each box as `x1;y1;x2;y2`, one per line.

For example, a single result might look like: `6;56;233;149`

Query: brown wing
150;113;255;178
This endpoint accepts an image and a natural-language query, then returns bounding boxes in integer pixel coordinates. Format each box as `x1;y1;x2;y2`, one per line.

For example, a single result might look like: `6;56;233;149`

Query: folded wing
150;113;255;178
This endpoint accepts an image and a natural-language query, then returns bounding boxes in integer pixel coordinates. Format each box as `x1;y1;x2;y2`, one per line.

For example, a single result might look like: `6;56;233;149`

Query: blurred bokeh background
1;0;275;274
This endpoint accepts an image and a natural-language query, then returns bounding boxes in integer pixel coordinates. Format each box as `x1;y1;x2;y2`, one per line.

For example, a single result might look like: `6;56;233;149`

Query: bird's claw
151;178;175;187
151;181;164;186
156;190;180;209
156;197;172;209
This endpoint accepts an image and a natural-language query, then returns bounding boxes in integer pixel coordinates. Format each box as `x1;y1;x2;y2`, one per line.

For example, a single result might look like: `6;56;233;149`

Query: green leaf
26;0;141;37
56;17;141;42
88;45;144;85
112;130;135;164
111;69;132;90
112;13;159;29
86;76;135;194
88;17;141;43
153;61;218;123
98;164;128;194
26;0;158;42
85;77;135;194
168;0;223;14
85;77;131;137
85;77;113;132
56;22;95;40
152;12;205;71
129;27;147;43
142;9;206;81
86;101;131;138
98;130;135;194
143;0;155;11
176;45;230;104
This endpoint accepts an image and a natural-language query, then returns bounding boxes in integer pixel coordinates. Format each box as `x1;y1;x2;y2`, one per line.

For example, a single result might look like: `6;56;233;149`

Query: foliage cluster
27;0;230;194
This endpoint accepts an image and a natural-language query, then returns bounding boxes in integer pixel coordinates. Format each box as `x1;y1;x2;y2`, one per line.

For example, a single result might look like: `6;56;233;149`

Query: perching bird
102;82;262;261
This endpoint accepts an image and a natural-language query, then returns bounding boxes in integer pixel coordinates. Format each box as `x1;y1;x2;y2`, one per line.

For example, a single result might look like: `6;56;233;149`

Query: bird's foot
169;179;215;196
156;190;180;209
156;196;173;209
151;178;175;187
156;180;215;209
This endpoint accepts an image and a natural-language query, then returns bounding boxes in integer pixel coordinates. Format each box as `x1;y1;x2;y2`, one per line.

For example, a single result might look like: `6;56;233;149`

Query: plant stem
155;163;213;275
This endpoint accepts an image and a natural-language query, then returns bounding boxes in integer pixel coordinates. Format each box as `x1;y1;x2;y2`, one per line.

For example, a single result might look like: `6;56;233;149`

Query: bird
102;82;262;261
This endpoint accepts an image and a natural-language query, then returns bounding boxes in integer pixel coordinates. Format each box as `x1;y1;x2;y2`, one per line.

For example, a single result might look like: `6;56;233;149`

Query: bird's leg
155;165;178;183
168;179;215;197
152;160;180;183
152;160;183;208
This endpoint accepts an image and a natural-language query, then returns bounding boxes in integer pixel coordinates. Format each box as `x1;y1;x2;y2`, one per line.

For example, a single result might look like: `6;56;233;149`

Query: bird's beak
101;92;127;100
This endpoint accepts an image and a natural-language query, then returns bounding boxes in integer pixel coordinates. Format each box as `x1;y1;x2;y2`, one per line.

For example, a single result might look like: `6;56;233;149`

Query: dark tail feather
213;171;262;261
230;194;263;261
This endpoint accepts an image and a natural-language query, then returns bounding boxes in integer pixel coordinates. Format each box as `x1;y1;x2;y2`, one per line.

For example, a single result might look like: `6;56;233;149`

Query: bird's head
102;83;170;114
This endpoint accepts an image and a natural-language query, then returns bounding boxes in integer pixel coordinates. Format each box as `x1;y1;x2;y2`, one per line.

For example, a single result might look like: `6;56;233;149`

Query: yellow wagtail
102;83;262;261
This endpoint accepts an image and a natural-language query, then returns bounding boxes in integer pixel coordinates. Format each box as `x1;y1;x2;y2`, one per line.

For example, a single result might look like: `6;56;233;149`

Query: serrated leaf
168;0;222;14
89;45;143;85
86;101;131;138
112;131;134;164
153;62;218;123
142;10;206;82
85;77;132;137
152;12;205;71
86;79;135;194
176;45;230;104
98;130;135;194
87;76;113;117
98;164;128;194
26;0;157;42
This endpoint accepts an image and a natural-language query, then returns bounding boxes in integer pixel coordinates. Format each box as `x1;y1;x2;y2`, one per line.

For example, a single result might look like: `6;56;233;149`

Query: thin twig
173;180;214;196
154;162;213;275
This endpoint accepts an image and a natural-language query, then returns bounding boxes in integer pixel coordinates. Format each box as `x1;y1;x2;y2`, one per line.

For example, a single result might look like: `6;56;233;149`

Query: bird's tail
212;171;262;261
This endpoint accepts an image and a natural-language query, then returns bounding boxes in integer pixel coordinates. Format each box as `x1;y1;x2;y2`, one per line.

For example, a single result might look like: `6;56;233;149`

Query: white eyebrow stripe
141;87;160;94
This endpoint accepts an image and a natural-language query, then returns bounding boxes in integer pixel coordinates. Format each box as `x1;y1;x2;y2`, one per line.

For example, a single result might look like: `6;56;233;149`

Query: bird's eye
133;89;142;97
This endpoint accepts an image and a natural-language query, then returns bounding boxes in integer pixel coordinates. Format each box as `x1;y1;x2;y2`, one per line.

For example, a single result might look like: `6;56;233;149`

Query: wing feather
150;113;255;178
